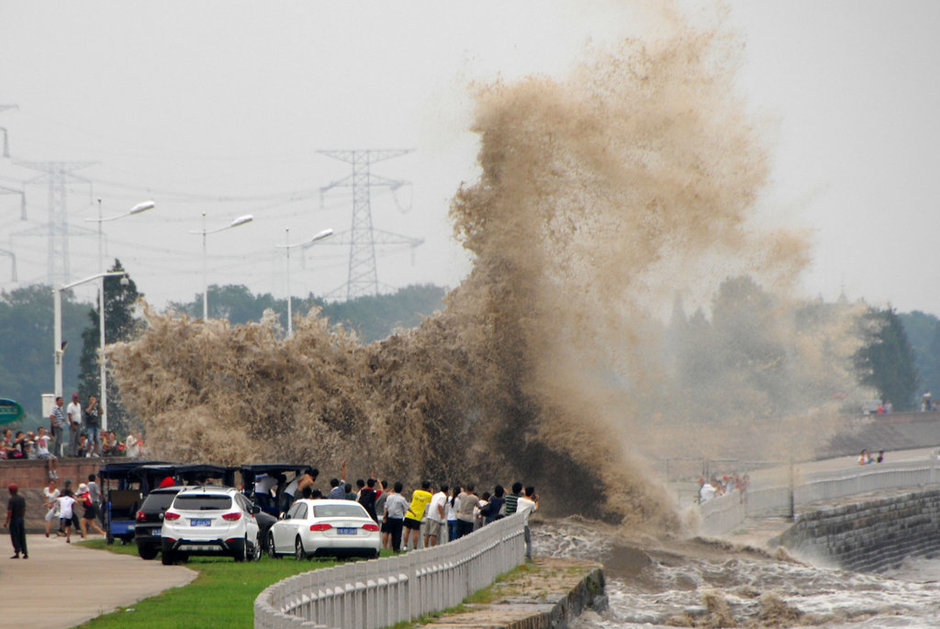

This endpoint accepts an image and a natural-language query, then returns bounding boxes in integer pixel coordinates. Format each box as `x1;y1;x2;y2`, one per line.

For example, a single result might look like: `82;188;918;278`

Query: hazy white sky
1;1;939;316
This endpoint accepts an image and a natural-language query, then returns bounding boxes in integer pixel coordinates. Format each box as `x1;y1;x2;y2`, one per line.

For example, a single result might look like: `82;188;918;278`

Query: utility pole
16;161;95;285
318;149;422;300
0;104;17;158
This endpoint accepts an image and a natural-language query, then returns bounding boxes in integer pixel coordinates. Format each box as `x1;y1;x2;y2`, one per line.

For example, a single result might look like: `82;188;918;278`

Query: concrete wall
0;458;102;531
777;490;940;572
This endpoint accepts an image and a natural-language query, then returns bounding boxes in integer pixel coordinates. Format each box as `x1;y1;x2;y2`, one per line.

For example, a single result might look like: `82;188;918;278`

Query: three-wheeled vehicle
99;460;169;545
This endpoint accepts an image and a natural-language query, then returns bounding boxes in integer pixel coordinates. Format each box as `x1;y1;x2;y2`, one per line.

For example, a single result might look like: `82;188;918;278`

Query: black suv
135;486;185;560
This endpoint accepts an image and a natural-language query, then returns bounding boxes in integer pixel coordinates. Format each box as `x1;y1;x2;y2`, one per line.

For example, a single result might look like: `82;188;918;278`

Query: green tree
0;284;89;423
854;307;919;410
77;259;143;435
899;310;939;398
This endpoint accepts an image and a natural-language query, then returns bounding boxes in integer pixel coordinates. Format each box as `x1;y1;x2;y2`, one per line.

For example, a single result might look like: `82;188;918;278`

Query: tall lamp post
53;271;128;432
192;213;253;320
276;227;333;336
85;199;154;433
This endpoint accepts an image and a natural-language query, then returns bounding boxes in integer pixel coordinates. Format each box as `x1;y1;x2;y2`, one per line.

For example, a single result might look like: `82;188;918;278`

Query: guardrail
699;457;940;536
254;512;527;629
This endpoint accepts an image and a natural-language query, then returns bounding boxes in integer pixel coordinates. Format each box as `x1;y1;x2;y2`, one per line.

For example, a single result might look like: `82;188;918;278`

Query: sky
1;1;939;316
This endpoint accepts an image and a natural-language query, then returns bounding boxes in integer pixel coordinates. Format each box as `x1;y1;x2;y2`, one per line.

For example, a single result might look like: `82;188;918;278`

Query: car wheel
234;537;248;562
137;544;159;560
268;533;280;559
250;535;262;562
161;549;176;565
294;537;306;561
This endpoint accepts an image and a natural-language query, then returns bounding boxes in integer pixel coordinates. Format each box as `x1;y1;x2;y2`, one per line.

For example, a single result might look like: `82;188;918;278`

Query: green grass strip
75;540;371;629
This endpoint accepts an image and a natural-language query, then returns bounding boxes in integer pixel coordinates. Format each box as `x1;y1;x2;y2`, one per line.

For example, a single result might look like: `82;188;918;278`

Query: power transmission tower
15;161;95;285
318;149;423;300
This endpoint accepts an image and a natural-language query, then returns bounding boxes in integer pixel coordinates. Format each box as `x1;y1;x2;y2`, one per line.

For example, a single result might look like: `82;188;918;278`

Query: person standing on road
455;484;478;539
49;396;67;459
403;481;432;551
57;489;78;543
424;484;448;547
383;482;409;553
43;479;60;537
66;393;82;457
4;483;27;559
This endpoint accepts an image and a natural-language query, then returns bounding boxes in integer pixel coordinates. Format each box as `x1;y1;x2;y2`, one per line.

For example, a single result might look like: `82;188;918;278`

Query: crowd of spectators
0;393;146;480
251;465;540;558
697;473;749;504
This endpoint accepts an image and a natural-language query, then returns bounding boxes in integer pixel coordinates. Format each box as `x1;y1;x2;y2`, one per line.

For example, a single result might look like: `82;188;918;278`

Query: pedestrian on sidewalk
4;483;27;559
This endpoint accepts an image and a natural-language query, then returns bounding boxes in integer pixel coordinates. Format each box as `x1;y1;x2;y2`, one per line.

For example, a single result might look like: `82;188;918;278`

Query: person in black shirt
4;483;27;559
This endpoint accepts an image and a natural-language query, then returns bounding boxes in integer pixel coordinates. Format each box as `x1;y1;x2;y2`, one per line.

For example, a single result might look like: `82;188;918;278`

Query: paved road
0;534;196;628
720;446;940;549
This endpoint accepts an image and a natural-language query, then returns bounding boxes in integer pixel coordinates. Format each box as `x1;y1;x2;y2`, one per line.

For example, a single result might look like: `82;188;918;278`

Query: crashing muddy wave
108;2;864;531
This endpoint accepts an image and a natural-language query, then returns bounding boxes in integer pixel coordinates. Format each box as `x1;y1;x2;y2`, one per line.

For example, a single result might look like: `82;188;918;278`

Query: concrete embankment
774;489;940;572
418;558;605;629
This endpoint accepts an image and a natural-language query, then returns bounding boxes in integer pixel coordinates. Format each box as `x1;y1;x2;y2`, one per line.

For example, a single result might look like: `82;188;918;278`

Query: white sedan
267;499;381;560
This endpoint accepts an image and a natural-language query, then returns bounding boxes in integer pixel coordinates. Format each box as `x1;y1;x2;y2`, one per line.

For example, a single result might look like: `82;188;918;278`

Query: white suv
161;486;261;564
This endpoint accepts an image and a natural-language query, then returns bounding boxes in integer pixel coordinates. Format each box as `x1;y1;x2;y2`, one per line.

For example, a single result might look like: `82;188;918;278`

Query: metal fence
254;512;527;629
699;457;940;536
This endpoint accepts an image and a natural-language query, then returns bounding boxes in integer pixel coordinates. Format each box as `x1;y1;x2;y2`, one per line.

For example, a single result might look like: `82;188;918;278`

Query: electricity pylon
318;149;422;300
16;161;95;285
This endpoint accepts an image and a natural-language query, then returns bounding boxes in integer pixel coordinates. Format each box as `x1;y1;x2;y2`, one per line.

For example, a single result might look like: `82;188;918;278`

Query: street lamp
53;272;127;432
85;199;155;433
191;213;254;320
275;227;333;336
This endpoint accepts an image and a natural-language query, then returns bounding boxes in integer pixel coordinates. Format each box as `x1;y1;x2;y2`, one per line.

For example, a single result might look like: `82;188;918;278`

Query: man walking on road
4;483;27;559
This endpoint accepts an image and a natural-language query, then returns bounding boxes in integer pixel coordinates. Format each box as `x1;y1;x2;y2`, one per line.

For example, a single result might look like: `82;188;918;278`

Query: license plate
152;527;161;536
190;518;211;527
337;527;356;535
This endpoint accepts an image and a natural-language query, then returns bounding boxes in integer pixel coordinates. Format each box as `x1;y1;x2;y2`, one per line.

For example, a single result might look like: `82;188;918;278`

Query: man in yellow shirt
403;480;432;551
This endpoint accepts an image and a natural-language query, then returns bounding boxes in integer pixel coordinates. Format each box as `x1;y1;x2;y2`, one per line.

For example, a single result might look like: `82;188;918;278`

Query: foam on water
533;519;940;628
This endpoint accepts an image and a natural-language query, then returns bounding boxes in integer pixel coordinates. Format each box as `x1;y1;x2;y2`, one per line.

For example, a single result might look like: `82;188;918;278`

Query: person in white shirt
425;485;448;548
42;479;60;537
57;489;77;543
66;393;82;457
516;486;539;561
125;434;140;458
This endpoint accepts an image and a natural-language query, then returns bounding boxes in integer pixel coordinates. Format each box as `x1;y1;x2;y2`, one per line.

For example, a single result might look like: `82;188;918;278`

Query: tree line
0;259;445;433
0;264;934;434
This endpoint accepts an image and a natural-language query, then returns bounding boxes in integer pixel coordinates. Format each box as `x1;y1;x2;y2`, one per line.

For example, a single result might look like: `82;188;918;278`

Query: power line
14;161;95;285
318;149;423;300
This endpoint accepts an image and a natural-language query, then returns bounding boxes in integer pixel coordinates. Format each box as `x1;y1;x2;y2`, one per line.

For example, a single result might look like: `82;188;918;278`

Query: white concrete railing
254;512;527;629
699;457;940;536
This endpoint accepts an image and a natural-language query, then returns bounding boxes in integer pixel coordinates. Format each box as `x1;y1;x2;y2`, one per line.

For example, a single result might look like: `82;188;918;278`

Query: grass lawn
75;539;375;628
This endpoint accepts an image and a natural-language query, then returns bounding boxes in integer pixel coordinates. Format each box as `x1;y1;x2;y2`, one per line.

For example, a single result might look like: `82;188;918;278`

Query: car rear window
173;494;232;511
141;492;177;511
314;504;368;518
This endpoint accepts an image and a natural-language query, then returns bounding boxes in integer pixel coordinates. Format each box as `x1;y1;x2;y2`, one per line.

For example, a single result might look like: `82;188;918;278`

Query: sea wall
776;489;940;572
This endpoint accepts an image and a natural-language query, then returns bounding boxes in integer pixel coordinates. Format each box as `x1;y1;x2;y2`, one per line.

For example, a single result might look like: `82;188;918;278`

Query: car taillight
310;523;333;532
164;511;181;521
136;511;146;522
222;512;242;521
362;523;379;532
